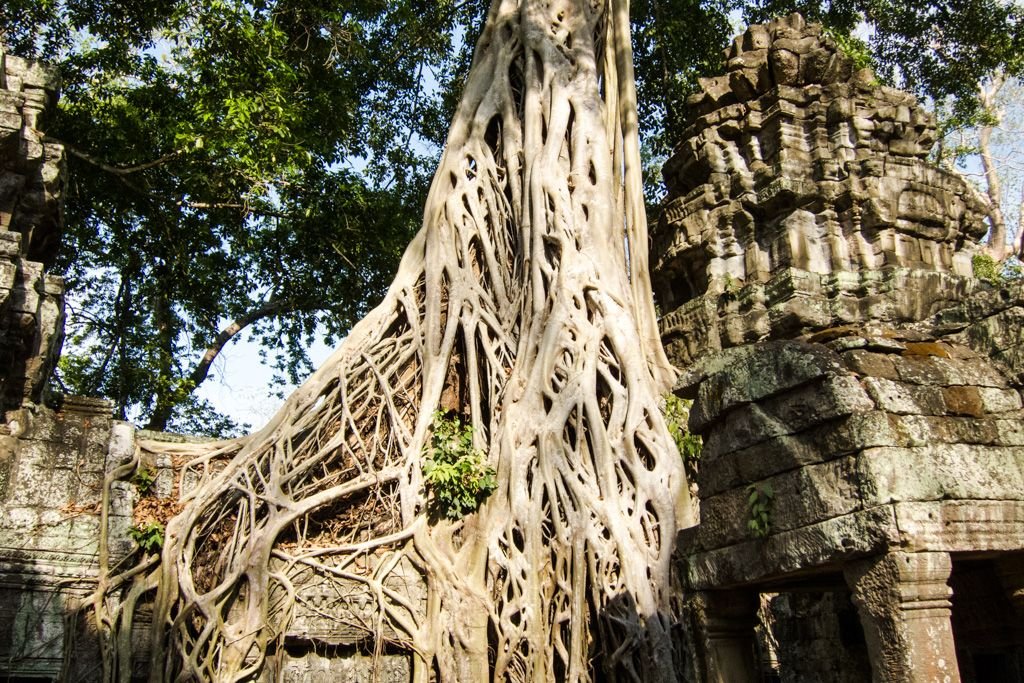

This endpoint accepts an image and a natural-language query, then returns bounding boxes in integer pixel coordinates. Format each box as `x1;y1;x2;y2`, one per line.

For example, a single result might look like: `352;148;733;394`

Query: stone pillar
844;552;960;683
700;589;760;683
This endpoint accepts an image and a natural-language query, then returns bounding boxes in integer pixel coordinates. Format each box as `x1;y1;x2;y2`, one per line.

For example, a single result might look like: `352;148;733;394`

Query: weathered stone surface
0;51;64;264
653;14;988;371
698;454;863;550
844;552;960;683
682;340;844;426
695;364;874;454
682;505;900;589
699;410;901;497
271;648;411;683
0;400;136;680
894;500;1024;553
862;377;947;415
859;445;1024;504
770;591;873;683
277;555;426;647
0;52;66;411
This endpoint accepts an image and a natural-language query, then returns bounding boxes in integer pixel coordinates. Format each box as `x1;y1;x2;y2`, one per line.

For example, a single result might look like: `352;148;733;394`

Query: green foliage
973;253;1002;284
129;521;165;554
132;468;156;495
746;483;774;538
423;412;497;520
973;253;1024;286
663;395;702;479
823;27;873;71
1;0;489;435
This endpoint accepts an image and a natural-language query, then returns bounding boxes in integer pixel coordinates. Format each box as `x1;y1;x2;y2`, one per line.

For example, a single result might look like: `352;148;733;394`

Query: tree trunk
101;1;692;680
979;76;1008;260
145;264;177;432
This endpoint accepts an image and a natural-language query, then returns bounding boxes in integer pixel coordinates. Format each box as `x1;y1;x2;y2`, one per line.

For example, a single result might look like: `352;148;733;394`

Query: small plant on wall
423;412;497;520
747;483;774;538
129;521;165;554
663;395;702;480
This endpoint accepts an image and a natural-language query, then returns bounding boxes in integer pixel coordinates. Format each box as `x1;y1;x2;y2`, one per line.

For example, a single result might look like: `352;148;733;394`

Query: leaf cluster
129;521;165;554
972;253;1024;286
131;468;156;495
423;412;497;520
663;395;702;480
746;483;774;538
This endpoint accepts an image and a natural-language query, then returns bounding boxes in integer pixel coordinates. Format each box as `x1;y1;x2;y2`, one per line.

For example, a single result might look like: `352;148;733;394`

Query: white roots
88;1;693;680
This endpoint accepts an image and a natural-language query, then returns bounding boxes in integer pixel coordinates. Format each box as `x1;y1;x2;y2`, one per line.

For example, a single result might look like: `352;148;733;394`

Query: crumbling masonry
659;14;1024;682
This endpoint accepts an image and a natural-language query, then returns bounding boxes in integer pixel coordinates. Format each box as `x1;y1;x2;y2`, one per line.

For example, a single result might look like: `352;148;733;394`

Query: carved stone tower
653;13;989;369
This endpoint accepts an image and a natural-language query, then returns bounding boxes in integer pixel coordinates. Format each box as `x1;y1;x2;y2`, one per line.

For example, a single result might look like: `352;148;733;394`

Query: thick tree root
86;1;693;680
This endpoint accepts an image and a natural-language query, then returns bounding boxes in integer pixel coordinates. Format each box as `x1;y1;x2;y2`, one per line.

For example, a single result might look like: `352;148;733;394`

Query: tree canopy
2;0;1022;434
3;0;489;433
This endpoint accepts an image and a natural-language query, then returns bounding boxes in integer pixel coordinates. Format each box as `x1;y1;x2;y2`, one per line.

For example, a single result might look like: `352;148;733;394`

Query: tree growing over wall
5;0;1022;432
86;0;693;680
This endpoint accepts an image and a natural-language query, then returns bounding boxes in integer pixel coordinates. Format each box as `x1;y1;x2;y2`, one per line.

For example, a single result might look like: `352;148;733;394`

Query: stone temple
0;13;1023;682
660;14;1024;683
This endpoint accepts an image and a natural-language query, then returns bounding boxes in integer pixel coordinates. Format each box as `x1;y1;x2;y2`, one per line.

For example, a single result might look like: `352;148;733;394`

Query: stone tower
653;13;989;369
656;15;1024;683
0;51;66;409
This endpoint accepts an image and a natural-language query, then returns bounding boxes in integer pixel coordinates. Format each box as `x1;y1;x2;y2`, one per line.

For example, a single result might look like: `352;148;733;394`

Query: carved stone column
700;589;760;683
844;552;960;682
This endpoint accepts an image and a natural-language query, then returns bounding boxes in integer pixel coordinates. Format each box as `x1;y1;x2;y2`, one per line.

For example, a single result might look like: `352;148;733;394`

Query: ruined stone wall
658;15;1024;683
678;335;1024;587
0;398;135;680
0;51;65;411
653;13;989;369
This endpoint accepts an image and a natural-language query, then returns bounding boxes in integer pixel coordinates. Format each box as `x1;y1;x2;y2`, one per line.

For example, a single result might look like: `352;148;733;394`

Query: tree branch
47;137;187;175
187;298;296;390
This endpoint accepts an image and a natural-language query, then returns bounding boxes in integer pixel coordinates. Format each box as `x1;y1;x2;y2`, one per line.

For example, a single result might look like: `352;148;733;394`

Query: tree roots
83;1;693;680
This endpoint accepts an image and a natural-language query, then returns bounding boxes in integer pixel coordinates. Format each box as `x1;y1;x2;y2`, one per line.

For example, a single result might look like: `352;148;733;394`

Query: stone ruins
0;12;1023;682
660;14;1024;683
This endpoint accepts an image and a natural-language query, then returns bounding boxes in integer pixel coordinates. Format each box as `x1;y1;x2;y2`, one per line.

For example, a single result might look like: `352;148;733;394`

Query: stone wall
677;335;1024;586
0;51;65;412
653;13;989;369
0;51;65;264
659;15;1024;683
0;398;135;680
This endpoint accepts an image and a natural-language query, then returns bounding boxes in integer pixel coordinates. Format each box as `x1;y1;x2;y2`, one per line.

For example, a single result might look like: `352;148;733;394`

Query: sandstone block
862;377;946;415
858;444;1024;504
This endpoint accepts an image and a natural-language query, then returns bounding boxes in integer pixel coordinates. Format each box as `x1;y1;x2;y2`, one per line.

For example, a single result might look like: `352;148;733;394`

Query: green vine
746;483;774;538
663;395;702;479
423;412;497;520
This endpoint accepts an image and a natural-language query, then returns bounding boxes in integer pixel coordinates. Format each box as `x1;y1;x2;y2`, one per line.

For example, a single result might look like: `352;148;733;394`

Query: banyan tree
88;0;694;679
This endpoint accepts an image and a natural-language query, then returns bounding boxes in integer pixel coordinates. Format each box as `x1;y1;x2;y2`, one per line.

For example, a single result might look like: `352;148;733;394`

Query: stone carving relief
652;13;990;369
